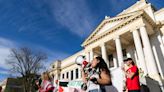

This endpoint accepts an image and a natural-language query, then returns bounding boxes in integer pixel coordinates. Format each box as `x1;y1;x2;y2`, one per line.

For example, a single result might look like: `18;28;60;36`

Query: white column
157;31;164;57
152;46;164;79
115;36;123;67
114;36;124;91
156;31;164;79
57;73;60;80
69;71;71;80
74;69;76;80
78;68;81;79
90;49;94;61
139;25;160;80
134;50;139;66
85;51;90;62
113;52;118;68
161;26;164;44
100;43;109;67
132;29;148;75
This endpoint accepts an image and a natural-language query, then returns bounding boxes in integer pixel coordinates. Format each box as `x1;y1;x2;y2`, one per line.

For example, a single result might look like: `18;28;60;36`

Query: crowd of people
34;56;141;92
81;56;140;92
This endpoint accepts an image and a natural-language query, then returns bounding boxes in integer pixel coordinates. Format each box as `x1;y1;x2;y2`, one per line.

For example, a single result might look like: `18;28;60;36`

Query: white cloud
34;46;71;70
0;69;10;75
0;37;18;81
28;46;72;74
13;41;72;71
0;37;16;48
0;47;11;69
50;0;95;38
0;37;16;70
0;37;71;75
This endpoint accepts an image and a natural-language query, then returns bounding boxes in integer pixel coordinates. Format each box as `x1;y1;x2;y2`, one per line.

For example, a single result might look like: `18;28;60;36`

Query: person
0;86;2;92
53;79;58;92
36;72;54;92
122;58;140;92
82;56;114;92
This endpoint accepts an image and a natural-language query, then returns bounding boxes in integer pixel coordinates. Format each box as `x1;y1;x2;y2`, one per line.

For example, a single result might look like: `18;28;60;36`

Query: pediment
82;12;139;47
95;20;124;37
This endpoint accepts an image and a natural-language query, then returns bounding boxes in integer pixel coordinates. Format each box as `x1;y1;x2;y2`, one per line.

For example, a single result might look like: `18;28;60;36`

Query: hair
95;56;111;76
42;72;52;81
124;58;135;65
127;58;135;65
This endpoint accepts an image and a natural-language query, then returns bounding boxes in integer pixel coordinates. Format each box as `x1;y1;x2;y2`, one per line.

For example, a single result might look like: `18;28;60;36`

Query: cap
126;58;132;61
123;57;133;62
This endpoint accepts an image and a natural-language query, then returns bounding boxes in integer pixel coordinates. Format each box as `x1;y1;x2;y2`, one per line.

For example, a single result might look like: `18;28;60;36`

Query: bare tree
6;47;47;92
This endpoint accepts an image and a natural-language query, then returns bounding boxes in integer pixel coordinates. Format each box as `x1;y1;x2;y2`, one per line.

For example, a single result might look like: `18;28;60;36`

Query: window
58;74;61;79
122;49;127;57
52;65;55;68
51;74;54;78
76;68;79;79
66;72;69;79
108;54;114;67
71;70;73;80
62;73;64;79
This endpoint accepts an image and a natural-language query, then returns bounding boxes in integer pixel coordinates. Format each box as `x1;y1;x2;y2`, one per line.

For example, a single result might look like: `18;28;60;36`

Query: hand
121;66;125;71
90;77;98;84
35;80;39;85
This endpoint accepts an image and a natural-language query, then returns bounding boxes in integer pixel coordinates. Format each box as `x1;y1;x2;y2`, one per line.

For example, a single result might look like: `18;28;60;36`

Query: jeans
128;90;140;92
89;89;100;92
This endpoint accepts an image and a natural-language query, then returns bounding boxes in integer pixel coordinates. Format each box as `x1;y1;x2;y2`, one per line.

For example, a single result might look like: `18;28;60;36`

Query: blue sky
0;0;163;82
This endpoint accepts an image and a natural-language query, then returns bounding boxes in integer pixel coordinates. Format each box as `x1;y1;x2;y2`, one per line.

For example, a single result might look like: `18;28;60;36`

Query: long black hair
95;56;111;76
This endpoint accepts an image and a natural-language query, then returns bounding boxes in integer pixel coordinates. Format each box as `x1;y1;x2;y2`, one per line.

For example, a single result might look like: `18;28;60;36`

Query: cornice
142;10;156;27
61;50;84;62
61;62;75;70
160;20;164;26
117;0;147;16
155;8;164;15
155;21;164;29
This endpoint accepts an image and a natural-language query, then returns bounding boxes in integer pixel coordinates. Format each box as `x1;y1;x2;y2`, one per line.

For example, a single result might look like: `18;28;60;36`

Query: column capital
130;29;137;32
113;35;120;40
160;26;164;35
130;27;140;32
140;24;146;28
84;48;92;53
100;42;106;47
87;48;93;52
84;50;89;53
130;24;146;32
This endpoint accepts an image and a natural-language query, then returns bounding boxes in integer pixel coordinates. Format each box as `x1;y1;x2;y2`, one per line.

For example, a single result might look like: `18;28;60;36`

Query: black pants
128;90;140;92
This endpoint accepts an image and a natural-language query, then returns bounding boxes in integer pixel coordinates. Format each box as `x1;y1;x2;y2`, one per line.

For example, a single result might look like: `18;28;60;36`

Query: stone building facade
49;0;164;91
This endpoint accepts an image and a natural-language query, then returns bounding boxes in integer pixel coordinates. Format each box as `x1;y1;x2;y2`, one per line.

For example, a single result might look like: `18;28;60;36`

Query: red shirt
126;65;140;90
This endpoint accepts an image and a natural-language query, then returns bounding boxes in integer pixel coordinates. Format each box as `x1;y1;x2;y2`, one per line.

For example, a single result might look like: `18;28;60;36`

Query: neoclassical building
50;0;164;91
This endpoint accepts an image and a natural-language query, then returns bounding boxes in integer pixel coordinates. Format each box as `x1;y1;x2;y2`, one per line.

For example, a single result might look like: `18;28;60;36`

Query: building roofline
155;8;164;15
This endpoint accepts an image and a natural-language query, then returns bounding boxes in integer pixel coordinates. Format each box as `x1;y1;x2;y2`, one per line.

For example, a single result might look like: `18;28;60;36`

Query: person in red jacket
122;58;140;92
